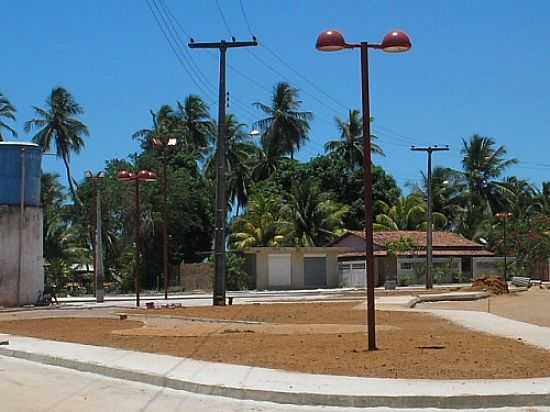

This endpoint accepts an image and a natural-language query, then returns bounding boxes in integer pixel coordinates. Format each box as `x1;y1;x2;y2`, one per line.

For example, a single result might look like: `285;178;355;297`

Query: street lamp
316;29;411;351
496;212;513;284
85;171;106;303
117;169;157;307
152;136;177;300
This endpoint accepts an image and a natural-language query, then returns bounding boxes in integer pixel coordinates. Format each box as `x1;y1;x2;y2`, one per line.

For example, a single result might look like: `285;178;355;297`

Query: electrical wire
238;0;255;38
215;0;233;38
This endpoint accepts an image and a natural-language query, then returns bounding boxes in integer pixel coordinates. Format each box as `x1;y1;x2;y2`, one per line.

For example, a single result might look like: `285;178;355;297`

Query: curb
408;292;490;308
2;344;550;409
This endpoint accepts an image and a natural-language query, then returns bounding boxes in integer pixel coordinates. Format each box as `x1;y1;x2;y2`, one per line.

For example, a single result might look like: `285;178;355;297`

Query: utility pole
411;145;449;289
189;38;258;306
85;171;105;303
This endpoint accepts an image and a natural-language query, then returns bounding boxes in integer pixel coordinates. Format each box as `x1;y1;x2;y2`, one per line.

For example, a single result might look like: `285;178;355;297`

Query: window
400;262;413;270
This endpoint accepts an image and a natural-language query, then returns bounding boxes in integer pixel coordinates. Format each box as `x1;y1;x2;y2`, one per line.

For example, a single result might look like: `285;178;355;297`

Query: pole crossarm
188;40;258;49
410;145;450;153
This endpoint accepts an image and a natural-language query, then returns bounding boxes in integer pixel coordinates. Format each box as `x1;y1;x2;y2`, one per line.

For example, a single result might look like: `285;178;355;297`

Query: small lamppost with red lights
152;137;177;300
316;29;411;351
117;169;157;307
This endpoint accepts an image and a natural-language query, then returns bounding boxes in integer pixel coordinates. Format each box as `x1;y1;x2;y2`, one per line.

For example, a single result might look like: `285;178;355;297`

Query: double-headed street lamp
117;170;157;307
152;137;177;300
85;171;106;303
316;29;411;351
496;211;513;283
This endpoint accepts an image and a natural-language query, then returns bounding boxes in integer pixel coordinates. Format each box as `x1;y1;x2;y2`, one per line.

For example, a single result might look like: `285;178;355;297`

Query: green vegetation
3;79;549;292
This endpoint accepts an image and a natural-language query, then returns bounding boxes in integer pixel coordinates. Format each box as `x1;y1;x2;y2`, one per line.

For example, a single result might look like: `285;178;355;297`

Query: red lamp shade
316;30;347;51
381;31;411;53
117;170;134;181
137;170;157;182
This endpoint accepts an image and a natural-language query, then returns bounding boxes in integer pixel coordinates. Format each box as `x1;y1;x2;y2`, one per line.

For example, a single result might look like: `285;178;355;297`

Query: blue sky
3;1;550;190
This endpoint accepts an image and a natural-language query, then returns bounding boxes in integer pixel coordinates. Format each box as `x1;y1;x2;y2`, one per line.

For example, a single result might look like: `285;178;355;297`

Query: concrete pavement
4;355;549;412
2;333;550;409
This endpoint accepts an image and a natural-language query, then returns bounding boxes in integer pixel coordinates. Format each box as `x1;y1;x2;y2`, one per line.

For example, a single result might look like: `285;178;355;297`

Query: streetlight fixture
496;211;513;284
152;136;177;300
316;29;411;351
85;171;106;303
117;169;157;307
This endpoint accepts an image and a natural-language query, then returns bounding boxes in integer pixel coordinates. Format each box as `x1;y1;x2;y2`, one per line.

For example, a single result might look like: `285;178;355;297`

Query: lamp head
316;30;348;51
381;31;412;53
117;170;134;181
137;170;157;182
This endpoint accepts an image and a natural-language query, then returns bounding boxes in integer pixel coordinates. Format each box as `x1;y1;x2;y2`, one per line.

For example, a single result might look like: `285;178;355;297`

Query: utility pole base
213;296;226;306
96;289;104;303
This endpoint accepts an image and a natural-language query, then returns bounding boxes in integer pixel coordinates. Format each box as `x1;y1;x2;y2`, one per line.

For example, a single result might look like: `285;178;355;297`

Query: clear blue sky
4;1;550;190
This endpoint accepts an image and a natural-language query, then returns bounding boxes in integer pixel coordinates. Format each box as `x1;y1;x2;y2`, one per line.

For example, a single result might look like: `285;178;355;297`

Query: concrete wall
179;262;213;291
247;248;342;290
0;206;43;306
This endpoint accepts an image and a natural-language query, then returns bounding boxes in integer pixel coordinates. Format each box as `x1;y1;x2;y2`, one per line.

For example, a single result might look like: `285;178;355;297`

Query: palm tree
324;110;383;170
0;93;17;141
283;179;349;246
254;82;312;159
205;114;257;211
374;194;447;231
25;87;89;204
176;95;213;151
229;192;287;249
461;134;517;213
132;105;178;149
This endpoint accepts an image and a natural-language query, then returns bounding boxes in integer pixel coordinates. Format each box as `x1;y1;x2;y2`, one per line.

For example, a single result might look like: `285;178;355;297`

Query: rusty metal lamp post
315;29;411;351
117;170;157;307
152;137;177;300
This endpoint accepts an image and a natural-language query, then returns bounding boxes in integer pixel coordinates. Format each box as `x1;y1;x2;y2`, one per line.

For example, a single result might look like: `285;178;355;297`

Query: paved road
1;356;548;412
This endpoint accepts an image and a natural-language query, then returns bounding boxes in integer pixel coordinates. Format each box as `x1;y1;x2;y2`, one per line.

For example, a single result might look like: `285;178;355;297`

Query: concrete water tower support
0;142;44;307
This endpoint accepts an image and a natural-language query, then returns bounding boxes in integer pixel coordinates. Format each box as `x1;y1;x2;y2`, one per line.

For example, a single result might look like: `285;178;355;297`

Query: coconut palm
229;192;287;249
205;114;257;211
132;105;178;149
283;179;349;246
374;194;447;231
0;93;17;140
25;87;89;204
461;134;517;212
324;110;383;170
176;95;213;151
254;82;312;159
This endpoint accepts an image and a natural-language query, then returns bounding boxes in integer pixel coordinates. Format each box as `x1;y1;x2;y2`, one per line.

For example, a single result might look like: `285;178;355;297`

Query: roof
342;230;486;249
339;249;495;259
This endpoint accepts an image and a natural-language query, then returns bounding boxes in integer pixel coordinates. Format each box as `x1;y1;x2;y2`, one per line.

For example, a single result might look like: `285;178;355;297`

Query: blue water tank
0;142;42;207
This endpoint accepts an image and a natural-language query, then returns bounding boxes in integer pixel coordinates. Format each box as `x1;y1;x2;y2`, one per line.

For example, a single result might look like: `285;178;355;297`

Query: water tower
0;142;44;306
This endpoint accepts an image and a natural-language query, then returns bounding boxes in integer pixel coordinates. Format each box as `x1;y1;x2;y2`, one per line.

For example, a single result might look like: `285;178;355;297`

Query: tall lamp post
85;171;106;303
152;137;177;300
316;29;411;351
496;212;513;283
410;145;449;289
117;170;157;307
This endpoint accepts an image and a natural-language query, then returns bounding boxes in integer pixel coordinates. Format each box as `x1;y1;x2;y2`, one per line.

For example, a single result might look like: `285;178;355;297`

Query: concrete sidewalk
2;334;550;409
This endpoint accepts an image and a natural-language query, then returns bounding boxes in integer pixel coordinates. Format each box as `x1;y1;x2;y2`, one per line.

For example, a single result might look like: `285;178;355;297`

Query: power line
238;0;255;37
153;0;259;123
215;0;233;38
146;0;216;104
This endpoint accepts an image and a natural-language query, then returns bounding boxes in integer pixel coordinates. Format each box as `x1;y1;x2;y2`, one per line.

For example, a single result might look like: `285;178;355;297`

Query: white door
268;254;291;288
339;261;367;288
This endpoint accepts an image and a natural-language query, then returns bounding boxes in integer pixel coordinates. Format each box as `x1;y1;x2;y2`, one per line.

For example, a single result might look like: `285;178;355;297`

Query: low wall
179;262;213;291
473;257;515;279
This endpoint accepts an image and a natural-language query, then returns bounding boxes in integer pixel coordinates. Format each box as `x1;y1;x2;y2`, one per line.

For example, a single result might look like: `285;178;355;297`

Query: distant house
332;230;494;287
243;247;350;290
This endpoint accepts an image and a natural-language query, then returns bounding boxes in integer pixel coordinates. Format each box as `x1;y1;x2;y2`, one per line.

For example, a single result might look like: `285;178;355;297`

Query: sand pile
470;276;509;294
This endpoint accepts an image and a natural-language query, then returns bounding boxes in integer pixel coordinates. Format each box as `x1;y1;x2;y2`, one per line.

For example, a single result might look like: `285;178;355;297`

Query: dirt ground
418;288;550;327
2;302;550;379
